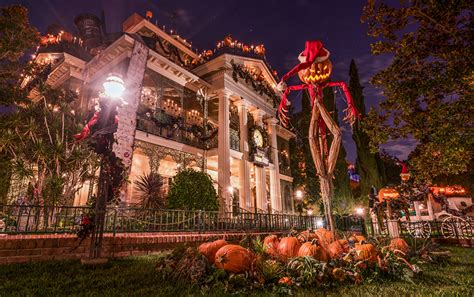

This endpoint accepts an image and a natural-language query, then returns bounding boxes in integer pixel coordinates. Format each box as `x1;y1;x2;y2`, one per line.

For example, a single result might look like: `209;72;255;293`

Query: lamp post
89;74;125;260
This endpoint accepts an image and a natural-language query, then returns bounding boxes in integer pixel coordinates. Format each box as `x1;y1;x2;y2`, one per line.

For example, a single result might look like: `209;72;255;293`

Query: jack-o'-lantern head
378;188;400;202
298;58;332;84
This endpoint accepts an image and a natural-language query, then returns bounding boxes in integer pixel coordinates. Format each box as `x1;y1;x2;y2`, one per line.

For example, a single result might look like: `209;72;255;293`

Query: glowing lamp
307;209;313;215
295;190;303;200
316;220;324;228
355;207;364;216
103;74;125;99
228;186;234;193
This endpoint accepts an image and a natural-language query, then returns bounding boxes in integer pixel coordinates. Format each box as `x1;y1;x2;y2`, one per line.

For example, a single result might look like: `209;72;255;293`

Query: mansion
28;12;295;214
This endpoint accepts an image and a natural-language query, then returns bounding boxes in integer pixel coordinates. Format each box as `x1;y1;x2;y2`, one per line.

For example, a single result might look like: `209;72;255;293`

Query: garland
230;60;279;107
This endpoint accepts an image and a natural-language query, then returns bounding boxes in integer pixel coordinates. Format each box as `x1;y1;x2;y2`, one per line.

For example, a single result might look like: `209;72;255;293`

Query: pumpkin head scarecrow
276;41;359;231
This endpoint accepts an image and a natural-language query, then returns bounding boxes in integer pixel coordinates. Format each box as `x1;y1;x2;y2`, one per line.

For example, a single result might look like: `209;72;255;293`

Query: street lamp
103;75;125;99
295;190;303;200
355;207;364;216
89;74;125;261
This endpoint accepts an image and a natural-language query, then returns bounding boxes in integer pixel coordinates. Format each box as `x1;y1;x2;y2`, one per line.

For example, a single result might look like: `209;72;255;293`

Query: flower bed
156;229;451;294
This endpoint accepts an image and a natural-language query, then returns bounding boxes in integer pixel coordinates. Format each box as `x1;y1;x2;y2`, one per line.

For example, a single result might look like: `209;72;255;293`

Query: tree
0;5;39;202
349;59;385;196
0;84;100;205
134;172;165;209
0;5;39;105
361;1;473;182
167;169;219;211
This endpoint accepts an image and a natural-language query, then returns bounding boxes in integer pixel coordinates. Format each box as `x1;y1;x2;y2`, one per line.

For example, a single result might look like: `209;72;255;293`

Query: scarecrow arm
324;81;359;125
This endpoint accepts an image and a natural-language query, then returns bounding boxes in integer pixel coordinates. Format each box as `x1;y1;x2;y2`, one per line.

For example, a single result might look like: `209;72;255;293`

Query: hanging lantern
61;31;74;43
224;35;233;47
378;188;400;202
242;45;250;52
255;44;265;55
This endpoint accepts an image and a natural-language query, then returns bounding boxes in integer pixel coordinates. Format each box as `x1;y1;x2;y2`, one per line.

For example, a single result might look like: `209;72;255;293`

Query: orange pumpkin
263;235;280;256
215;244;253;274
378;188;400;202
298;58;332;84
278;276;294;285
297;241;329;262
354;243;378;263
389;238;410;254
348;234;366;243
297;230;318;243
278;237;301;260
327;239;350;259
198;239;228;264
314;228;335;247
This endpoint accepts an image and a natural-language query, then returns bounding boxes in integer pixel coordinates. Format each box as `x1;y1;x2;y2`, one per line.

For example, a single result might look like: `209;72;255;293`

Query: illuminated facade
28;12;295;214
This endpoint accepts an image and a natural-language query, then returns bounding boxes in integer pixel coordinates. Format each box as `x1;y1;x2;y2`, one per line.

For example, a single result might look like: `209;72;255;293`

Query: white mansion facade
30;12;295;214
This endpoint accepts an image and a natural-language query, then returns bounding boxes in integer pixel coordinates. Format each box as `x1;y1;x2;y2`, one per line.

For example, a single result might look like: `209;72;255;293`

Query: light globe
103;74;125;99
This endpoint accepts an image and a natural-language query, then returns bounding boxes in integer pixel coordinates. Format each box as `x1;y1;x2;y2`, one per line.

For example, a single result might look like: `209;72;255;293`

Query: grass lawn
0;246;473;296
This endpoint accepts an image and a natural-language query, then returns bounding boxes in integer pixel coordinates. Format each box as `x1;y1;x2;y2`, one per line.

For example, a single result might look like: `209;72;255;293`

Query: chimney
74;13;103;50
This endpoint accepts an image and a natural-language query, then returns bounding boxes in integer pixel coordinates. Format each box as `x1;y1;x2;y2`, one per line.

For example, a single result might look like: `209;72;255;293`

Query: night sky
3;0;417;162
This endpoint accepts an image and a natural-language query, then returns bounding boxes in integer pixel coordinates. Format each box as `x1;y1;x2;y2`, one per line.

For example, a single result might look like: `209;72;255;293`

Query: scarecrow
277;40;359;230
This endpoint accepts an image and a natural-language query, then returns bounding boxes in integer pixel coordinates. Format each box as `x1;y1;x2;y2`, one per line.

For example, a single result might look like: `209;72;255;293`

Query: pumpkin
278;276;294;286
348;234;366;243
215;244;253;274
354;243;378;263
389;238;410;254
61;32;73;43
332;268;346;282
298;58;332;84
297;240;329;262
263;235;280;256
314;228;335;247
278;237;301;260
328;240;350;259
378;188;400;202
297;230;317;243
224;35;233;46
198;239;228;264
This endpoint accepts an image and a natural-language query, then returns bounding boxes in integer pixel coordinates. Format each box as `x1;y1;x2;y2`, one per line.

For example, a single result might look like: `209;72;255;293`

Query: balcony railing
279;164;291;176
137;116;218;150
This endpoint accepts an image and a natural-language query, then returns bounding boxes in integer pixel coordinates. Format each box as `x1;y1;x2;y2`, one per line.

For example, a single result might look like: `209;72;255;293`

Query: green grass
0;246;473;296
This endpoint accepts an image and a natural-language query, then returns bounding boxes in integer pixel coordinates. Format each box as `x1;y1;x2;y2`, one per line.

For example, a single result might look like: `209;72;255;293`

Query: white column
254;166;267;211
250;109;267;212
235;99;251;210
413;201;422;221
217;91;232;212
266;118;281;213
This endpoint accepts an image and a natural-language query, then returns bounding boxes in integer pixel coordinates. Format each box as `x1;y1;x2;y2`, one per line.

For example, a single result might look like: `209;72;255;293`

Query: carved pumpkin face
378;188;400;202
298;59;332;84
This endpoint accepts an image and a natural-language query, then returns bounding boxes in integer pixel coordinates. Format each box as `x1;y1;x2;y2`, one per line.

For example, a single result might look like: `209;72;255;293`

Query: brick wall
0;231;285;265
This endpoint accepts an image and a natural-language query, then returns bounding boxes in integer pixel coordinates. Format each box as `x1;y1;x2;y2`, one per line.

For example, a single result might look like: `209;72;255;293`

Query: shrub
167;169;218;211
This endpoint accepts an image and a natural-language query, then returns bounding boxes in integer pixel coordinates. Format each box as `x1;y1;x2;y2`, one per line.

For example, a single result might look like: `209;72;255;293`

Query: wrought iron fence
0;205;335;235
400;218;473;240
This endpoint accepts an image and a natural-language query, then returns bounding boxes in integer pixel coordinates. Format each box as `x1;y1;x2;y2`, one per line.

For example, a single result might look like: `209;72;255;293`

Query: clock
253;129;264;147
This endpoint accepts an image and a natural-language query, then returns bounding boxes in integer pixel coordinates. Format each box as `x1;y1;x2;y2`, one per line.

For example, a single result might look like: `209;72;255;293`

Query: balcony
136;114;218;150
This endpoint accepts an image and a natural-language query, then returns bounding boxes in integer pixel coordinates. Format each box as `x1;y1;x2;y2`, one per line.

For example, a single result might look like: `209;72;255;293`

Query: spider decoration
276;40;359;231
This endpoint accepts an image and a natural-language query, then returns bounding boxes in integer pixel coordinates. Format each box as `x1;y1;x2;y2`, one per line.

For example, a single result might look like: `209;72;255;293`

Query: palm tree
134;172;165;209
